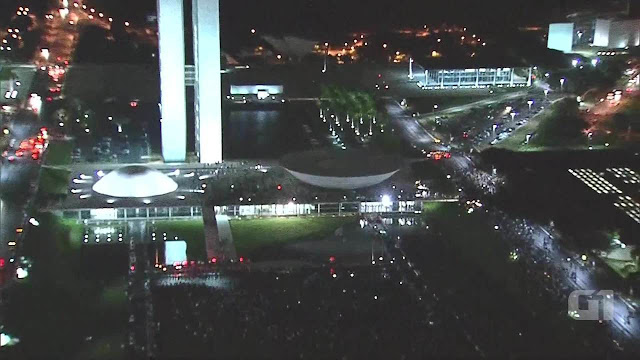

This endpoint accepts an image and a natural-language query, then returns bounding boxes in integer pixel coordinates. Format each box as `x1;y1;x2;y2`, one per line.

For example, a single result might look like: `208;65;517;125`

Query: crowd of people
443;152;640;355
152;267;476;359
200;164;455;206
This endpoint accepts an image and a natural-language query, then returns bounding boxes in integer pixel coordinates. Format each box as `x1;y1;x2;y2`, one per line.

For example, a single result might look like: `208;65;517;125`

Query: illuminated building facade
547;23;575;53
157;0;222;163
422;68;532;89
548;13;640;53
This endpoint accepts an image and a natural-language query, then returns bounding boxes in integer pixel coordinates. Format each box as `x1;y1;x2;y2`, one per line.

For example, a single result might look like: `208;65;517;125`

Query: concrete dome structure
92;165;178;198
281;150;400;190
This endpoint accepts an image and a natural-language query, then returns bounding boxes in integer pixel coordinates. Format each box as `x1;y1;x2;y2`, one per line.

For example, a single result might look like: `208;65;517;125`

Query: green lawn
1;213;127;359
60;218;85;250
494;97;594;152
231;216;356;260
44;140;73;165
153;219;206;261
39;167;71;195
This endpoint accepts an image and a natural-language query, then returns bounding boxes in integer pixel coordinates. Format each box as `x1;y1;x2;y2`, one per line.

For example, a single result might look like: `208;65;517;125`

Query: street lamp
510;112;516;121
544;89;549;98
433;104;438;113
560;78;565;92
527;100;533;111
408;57;414;80
322;42;328;73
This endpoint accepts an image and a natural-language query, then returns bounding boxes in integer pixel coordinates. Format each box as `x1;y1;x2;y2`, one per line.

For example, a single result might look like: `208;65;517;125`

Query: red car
427;151;452;160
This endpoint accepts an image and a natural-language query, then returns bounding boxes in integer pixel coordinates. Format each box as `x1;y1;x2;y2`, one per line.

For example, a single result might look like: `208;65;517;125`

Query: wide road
383;97;442;150
0;112;42;269
385;89;640;345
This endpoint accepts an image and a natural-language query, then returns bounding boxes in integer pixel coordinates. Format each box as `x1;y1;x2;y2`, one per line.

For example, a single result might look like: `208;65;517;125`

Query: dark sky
1;0;629;38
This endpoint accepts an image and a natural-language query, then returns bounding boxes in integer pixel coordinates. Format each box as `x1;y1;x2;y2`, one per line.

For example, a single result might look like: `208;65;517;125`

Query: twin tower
157;0;222;163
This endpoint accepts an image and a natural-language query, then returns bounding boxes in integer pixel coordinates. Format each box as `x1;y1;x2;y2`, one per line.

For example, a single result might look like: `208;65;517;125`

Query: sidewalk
202;206;237;262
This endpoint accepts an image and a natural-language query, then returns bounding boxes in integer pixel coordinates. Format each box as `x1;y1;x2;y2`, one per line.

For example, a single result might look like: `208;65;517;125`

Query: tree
0;67;17;81
532;98;588;146
73;25;111;63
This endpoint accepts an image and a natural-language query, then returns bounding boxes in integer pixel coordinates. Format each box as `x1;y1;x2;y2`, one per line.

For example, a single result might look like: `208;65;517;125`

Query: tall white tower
193;0;223;163
157;0;223;163
157;0;187;162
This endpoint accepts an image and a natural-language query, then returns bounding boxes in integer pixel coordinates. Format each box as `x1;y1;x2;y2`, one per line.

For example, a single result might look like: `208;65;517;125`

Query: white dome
92;165;178;198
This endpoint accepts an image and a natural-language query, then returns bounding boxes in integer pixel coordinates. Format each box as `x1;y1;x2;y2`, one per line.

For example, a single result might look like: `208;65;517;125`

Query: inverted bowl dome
281;149;400;189
92;165;179;198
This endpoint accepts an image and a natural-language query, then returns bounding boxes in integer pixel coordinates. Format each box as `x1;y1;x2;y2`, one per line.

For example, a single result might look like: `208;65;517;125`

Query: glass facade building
422;67;532;89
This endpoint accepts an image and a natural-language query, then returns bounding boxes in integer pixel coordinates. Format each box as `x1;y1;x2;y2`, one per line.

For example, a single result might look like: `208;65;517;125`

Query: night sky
2;0;630;37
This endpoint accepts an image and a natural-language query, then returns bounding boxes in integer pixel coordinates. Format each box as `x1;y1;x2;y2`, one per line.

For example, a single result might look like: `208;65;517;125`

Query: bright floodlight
1;333;20;347
16;267;28;279
381;195;392;207
165;240;187;265
92;165;178;198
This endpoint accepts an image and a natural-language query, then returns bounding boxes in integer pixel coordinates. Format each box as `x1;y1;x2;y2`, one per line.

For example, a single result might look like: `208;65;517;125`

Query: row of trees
320;85;377;124
609;97;640;139
73;24;155;64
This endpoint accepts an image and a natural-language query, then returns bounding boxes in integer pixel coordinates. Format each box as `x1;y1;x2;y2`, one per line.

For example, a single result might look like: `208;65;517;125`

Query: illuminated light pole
560;78;566;92
433;104;438;113
544;89;549;98
322;42;328;73
527;100;533;111
408;57;414;79
510;112;516;121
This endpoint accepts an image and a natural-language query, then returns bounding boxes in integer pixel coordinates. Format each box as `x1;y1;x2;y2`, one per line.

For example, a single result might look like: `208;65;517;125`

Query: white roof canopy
92;165;178;198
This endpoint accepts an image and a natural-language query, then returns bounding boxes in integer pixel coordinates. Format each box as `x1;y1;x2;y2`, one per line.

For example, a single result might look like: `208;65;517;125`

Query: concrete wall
193;0;222;164
609;19;640;48
593;19;612;47
548;23;574;53
157;0;187;162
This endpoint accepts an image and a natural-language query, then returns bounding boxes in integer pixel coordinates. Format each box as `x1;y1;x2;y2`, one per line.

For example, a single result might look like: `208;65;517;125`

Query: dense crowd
443;153;640;355
152;267;476;359
201;165;455;206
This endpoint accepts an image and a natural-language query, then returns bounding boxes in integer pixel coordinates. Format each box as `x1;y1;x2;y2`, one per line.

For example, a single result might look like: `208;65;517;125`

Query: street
384;86;640;345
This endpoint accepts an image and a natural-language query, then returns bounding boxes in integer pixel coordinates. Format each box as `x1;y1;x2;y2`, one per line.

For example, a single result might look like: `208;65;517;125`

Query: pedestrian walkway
202;205;237;262
215;214;237;260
